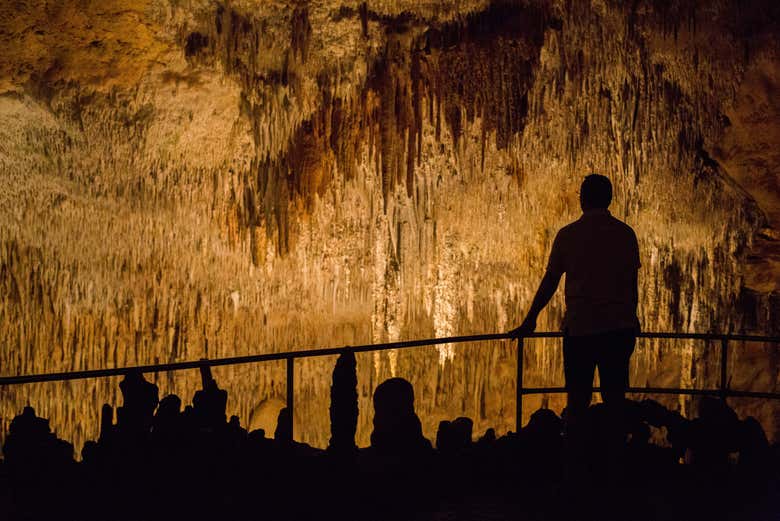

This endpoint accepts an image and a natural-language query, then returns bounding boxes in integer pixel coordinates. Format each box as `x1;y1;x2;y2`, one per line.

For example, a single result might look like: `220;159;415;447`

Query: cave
0;0;778;455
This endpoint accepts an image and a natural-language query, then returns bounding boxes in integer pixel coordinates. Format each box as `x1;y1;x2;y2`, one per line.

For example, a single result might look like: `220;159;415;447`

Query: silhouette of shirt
547;208;640;336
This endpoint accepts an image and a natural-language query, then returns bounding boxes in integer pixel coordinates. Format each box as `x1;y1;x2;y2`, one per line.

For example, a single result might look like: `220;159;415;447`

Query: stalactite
290;6;312;64
1;0;777;454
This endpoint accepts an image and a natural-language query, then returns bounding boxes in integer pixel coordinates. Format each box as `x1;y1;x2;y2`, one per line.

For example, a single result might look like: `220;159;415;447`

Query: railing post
516;337;524;432
287;357;294;441
720;337;729;401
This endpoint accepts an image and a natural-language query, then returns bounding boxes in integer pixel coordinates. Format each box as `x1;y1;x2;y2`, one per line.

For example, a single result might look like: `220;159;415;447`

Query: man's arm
630;228;640;332
508;269;562;338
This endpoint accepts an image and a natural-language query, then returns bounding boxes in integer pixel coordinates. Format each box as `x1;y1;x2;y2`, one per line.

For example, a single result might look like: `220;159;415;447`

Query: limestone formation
0;1;778;451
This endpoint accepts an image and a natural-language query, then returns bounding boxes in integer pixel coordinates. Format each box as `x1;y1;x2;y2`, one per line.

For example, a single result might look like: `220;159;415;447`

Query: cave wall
1;0;778;451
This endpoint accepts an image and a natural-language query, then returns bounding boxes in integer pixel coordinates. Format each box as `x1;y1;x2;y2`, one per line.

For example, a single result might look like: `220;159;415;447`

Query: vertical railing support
516;337;524;432
287;357;295;441
719;338;729;401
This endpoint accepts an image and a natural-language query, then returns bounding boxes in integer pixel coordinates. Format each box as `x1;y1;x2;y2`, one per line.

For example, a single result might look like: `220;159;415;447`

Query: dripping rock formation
0;0;778;451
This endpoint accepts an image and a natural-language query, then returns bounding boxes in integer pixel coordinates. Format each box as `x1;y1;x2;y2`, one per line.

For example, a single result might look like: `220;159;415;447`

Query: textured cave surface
0;0;778;452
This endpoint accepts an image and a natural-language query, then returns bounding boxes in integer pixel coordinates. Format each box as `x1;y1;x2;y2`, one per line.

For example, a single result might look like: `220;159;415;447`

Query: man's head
580;174;612;211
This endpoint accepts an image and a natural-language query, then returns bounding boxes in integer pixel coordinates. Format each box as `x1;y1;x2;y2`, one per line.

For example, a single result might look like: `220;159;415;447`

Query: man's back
510;174;640;463
548;208;640;336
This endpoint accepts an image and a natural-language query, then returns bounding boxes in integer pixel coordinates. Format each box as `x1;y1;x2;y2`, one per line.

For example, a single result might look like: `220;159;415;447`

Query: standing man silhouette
510;174;640;432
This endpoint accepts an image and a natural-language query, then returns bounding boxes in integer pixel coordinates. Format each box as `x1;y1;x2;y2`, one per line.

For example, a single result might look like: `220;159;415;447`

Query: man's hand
508;316;537;339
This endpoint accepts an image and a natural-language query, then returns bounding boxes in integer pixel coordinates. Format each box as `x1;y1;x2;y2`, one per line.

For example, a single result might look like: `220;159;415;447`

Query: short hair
580;174;612;209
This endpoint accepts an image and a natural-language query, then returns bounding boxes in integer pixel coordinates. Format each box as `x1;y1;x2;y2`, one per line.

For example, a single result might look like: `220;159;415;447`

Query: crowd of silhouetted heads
1;353;778;520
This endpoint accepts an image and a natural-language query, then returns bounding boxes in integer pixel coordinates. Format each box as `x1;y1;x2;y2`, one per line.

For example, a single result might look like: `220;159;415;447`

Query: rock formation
0;1;778;451
329;351;359;453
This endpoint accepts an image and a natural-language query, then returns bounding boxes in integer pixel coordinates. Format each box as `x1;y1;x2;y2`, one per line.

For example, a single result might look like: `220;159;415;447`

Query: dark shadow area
1;354;778;521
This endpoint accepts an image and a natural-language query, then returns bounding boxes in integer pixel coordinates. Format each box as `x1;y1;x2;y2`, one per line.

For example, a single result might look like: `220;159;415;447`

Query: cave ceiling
1;1;776;270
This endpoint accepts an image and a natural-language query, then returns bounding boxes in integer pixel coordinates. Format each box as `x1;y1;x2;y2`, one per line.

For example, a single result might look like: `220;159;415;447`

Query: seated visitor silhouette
510;174;640;438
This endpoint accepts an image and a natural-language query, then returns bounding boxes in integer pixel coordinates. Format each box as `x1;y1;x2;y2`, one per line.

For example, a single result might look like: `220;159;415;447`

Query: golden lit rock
0;1;777;451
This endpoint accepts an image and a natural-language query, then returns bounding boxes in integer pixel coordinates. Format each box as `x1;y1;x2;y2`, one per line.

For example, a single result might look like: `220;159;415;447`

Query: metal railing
0;332;778;438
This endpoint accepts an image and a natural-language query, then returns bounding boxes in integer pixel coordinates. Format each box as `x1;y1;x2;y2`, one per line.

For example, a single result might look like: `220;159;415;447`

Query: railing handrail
0;331;777;386
2;330;779;439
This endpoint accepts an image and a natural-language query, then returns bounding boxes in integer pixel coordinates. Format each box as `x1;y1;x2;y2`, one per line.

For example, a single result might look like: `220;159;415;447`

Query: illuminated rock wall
1;1;778;452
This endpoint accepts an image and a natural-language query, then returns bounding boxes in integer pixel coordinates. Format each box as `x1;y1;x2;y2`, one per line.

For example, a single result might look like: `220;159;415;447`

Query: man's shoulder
605;216;640;261
558;212;637;235
558;219;581;234
609;215;634;233
607;215;638;238
553;221;578;245
563;212;638;243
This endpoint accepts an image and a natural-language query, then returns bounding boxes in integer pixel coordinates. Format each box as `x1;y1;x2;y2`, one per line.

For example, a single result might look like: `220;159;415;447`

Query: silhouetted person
510;174;640;435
